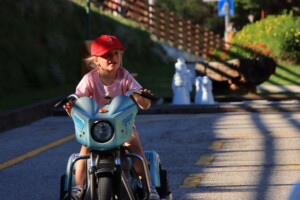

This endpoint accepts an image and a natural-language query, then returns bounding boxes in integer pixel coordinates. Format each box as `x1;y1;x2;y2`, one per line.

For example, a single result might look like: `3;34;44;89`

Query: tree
155;0;224;34
155;0;300;35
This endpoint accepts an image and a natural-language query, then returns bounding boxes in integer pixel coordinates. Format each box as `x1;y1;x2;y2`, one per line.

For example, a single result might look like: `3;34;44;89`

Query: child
63;35;160;200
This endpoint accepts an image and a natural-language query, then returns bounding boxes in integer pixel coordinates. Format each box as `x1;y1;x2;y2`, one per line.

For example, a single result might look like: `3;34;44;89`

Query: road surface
0;112;300;200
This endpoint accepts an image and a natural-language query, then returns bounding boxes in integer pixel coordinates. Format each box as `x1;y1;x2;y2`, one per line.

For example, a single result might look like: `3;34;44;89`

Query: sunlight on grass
265;62;300;85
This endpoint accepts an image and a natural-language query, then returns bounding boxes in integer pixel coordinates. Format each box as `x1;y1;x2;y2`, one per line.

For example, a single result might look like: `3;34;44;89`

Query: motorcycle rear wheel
97;176;114;200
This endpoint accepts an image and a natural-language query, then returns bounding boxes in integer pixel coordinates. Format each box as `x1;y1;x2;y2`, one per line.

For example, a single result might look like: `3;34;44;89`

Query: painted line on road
228;132;300;139
195;156;215;166
208;141;224;150
0;134;75;170
136;115;210;124
288;162;300;169
183;141;224;188
180;173;204;188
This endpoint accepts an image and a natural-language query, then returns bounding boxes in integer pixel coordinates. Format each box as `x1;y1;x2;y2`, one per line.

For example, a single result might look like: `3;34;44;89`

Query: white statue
194;76;203;104
172;57;191;104
201;76;215;104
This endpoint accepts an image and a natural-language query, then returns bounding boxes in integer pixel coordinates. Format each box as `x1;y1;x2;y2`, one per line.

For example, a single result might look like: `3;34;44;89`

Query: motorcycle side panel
144;150;161;187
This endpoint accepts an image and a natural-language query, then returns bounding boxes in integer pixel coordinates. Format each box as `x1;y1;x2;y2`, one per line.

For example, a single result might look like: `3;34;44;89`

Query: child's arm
133;88;152;110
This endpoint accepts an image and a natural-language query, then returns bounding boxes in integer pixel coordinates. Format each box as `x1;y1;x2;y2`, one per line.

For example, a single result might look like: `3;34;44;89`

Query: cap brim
93;46;126;56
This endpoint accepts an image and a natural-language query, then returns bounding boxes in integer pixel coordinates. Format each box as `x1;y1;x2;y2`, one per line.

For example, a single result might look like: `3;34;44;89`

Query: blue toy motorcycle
55;89;172;200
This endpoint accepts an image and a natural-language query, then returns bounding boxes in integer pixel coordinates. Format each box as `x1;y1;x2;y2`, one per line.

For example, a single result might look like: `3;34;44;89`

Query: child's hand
134;88;153;110
63;100;75;116
140;88;153;95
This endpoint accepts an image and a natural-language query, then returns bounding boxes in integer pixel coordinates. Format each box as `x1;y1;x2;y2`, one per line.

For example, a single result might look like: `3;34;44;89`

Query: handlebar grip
54;94;78;108
140;92;157;101
54;98;69;109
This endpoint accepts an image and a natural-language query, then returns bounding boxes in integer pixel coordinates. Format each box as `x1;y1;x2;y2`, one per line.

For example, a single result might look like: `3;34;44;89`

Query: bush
207;12;300;64
232;12;300;63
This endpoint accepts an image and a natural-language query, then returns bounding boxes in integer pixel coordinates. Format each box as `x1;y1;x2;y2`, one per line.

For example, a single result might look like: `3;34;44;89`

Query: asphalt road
0;112;300;200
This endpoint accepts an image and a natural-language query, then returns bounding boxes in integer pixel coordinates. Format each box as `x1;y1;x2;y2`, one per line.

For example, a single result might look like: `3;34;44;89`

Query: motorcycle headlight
91;121;114;143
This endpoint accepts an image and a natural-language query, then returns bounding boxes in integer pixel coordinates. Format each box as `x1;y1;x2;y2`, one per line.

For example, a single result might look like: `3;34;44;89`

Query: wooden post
186;20;192;53
177;18;184;50
261;9;265;19
158;10;166;41
194;24;201;56
168;12;175;47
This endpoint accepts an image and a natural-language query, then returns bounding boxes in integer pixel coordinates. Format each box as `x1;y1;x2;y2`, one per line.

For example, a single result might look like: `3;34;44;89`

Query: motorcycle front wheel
97;175;113;200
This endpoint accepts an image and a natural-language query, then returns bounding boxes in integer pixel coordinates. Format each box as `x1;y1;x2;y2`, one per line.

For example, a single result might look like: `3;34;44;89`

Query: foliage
236;0;277;10
155;0;224;34
207;43;274;61
155;0;300;35
232;12;300;63
207;12;300;64
0;0;174;112
0;0;85;95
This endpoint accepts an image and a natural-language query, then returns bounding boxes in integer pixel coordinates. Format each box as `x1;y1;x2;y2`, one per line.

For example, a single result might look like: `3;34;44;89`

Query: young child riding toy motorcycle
63;35;160;200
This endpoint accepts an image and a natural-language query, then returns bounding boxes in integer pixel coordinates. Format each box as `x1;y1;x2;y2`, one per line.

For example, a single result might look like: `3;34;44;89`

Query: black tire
157;169;169;197
97;175;114;200
59;175;66;200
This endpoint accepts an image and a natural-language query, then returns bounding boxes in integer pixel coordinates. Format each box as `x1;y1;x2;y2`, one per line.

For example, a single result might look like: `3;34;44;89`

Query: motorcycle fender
63;153;78;192
144;150;161;187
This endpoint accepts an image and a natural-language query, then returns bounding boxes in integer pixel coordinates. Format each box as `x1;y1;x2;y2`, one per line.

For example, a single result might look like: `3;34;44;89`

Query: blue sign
218;0;234;16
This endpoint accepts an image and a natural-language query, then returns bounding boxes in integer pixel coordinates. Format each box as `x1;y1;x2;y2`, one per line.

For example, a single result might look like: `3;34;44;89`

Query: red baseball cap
91;35;125;56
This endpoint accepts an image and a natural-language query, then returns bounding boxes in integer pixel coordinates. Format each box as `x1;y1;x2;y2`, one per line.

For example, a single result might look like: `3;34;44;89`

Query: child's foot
150;185;160;200
71;185;84;200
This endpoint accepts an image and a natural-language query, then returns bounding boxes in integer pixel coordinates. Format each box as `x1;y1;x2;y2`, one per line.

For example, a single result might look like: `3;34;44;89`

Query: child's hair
85;56;98;70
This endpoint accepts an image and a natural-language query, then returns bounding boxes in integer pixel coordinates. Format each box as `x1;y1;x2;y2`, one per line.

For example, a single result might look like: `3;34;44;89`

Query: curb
1;96;300;133
53;100;300;115
0;97;63;133
139;101;300;114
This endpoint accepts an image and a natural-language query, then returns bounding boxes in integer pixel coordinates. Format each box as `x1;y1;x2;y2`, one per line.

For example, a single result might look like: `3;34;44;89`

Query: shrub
207;12;300;64
232;12;300;63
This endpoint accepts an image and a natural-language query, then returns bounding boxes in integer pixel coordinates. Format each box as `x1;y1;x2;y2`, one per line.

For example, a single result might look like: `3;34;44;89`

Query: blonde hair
85;56;98;70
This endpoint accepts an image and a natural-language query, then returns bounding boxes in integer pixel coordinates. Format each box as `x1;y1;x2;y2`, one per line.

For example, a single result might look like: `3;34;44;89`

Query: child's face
94;49;122;72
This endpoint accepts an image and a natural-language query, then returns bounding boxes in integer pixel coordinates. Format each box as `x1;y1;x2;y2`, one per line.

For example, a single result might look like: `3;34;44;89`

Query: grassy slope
265;62;300;85
0;0;174;112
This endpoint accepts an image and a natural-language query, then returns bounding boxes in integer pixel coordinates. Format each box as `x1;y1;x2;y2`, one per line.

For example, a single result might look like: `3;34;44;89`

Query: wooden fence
99;0;224;58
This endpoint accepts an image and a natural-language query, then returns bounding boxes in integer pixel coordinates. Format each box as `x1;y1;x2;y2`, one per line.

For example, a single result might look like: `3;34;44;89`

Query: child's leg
124;128;151;185
75;145;89;186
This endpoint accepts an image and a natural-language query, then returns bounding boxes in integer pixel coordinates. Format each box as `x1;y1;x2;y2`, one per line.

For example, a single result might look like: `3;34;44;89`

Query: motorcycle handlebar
125;89;157;101
54;94;78;108
54;89;157;108
140;91;157;101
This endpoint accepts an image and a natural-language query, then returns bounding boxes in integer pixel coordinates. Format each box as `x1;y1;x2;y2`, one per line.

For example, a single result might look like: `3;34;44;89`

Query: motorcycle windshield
106;95;136;115
71;95;138;151
72;97;100;118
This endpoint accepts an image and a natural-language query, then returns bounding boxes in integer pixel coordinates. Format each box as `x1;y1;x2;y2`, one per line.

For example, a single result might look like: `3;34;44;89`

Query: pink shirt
76;68;142;105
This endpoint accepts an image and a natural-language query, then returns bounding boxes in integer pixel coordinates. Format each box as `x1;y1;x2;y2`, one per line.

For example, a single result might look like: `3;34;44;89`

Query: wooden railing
99;0;224;58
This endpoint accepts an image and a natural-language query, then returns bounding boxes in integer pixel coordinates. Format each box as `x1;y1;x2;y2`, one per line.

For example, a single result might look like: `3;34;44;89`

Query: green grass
0;84;76;112
265;62;300;85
